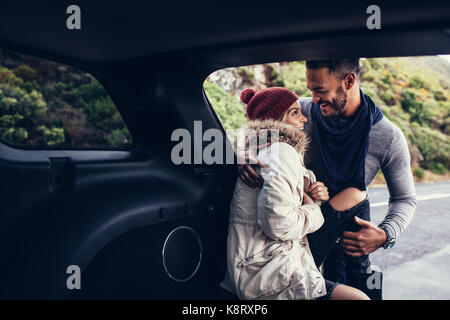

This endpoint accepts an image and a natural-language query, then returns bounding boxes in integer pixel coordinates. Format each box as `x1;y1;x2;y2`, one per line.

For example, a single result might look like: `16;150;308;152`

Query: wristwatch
380;226;396;249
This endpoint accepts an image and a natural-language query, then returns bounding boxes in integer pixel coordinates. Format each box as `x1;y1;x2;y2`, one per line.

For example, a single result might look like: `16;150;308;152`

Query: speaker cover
162;226;202;282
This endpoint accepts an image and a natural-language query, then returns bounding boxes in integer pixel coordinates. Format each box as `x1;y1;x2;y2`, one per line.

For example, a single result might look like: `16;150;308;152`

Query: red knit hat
241;87;299;121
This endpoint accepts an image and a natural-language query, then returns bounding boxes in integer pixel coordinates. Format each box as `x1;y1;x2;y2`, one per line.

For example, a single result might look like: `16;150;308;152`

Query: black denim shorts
317;279;339;300
307;197;370;269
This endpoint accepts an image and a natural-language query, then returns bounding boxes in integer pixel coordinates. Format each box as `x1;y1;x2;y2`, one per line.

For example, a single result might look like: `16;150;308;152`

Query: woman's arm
256;143;324;241
303;169;329;203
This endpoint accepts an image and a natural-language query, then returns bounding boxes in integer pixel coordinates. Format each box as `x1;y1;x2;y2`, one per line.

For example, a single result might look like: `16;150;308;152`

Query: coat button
318;290;323;294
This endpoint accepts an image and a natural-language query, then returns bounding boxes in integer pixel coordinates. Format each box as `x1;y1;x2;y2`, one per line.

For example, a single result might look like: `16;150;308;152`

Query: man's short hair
306;58;360;79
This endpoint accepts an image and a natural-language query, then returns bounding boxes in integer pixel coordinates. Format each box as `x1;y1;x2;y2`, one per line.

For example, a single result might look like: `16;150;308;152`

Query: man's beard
320;87;347;116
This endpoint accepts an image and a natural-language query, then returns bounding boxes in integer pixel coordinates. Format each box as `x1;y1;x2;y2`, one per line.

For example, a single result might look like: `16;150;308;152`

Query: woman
220;87;369;300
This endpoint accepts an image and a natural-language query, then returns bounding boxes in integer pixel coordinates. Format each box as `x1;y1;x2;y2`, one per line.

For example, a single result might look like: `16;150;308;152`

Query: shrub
75;81;107;103
278;62;310;96
427;162;446;175
433;90;447;101
20;80;40;93
237;67;254;83
0;67;23;86
203;81;246;131
408;125;450;172
413;167;425;179
401;90;430;125
1;127;28;144
13;65;37;82
0;83;47;126
362;71;377;82
380;89;396;106
381;74;393;85
264;65;284;87
83;96;124;132
365;58;381;69
107;127;132;148
410;76;430;90
54;82;69;96
37;126;65;146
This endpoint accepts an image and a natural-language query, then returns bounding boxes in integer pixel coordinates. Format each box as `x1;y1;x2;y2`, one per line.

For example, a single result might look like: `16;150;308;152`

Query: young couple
220;59;417;300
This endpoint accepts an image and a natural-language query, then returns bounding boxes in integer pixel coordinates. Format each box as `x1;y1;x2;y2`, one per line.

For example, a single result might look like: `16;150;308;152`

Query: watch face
384;239;395;249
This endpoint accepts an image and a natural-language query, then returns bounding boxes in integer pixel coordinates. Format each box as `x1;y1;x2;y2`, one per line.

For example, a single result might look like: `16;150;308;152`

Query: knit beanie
241;87;299;121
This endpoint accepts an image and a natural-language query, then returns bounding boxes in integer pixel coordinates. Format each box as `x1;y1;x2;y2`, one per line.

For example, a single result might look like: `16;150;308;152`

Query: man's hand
236;143;270;189
340;216;388;257
308;181;329;202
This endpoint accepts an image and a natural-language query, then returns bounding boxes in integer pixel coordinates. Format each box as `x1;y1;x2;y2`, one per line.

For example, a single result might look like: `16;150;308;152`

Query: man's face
306;68;347;117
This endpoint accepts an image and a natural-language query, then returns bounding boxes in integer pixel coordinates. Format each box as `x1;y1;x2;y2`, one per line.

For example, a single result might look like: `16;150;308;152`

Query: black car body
0;0;449;299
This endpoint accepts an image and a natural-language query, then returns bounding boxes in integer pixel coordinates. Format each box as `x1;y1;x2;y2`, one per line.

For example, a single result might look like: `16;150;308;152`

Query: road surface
367;181;450;300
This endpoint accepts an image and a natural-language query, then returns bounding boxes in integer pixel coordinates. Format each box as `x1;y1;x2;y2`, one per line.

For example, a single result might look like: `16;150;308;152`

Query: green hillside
204;56;450;178
0;49;131;149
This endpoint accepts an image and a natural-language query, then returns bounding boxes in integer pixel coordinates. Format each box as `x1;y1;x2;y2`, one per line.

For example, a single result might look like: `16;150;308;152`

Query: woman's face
282;101;307;130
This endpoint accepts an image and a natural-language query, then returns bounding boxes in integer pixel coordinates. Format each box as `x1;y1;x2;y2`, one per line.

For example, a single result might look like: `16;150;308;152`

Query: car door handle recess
48;157;74;192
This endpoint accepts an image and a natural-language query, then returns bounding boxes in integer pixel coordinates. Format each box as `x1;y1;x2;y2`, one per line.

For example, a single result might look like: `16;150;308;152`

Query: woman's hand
308;181;329;202
302;192;314;204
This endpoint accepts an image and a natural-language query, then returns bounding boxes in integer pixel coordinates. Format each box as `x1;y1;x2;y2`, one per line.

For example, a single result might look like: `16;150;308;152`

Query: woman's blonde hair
279;112;287;122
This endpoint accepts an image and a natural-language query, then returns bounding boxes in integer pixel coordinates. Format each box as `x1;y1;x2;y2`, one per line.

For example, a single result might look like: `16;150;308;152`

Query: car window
0;48;132;149
204;57;450;301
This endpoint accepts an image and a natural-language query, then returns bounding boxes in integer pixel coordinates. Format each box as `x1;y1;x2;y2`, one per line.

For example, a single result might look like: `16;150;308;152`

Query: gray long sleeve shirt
298;97;417;240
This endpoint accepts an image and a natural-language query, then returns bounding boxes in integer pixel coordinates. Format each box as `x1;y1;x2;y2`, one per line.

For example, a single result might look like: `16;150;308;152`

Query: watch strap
380;225;395;249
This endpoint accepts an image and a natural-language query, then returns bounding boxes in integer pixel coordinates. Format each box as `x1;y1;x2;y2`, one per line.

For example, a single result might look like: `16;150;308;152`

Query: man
238;58;417;300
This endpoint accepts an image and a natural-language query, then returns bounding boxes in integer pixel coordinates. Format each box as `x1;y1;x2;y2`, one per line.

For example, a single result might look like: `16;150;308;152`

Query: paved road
367;181;450;299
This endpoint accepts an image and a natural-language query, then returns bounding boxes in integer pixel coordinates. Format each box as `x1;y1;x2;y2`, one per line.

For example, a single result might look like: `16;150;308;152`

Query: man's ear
343;72;357;90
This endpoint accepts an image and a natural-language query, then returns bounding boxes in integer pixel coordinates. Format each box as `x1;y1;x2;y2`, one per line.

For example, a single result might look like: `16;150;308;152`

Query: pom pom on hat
240;88;256;104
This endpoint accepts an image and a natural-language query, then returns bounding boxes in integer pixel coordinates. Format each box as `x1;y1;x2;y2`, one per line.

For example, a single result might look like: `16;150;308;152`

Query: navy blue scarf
311;89;383;197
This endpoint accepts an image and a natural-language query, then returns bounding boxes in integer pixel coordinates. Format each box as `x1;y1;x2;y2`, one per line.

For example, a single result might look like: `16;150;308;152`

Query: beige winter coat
221;120;327;300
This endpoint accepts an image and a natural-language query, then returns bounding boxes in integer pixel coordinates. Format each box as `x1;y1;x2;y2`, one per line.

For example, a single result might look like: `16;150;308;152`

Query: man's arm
378;126;417;241
236;143;269;189
340;126;417;257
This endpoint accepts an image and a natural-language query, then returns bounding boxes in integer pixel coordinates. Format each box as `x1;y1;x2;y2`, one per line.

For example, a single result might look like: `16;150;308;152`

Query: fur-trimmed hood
242;119;309;157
